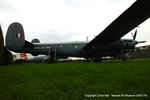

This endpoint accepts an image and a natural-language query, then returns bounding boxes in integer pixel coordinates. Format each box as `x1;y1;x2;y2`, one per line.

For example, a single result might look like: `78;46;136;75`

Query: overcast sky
1;0;150;46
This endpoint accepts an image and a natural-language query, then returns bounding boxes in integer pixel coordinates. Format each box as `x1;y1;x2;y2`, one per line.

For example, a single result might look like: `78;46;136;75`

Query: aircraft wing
83;0;150;50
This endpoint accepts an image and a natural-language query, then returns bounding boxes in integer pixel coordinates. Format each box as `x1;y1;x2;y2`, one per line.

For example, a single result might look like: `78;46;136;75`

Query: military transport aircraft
5;0;150;62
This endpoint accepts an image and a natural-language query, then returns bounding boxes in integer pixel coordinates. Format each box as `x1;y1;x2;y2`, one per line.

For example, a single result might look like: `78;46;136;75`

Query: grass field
0;58;150;100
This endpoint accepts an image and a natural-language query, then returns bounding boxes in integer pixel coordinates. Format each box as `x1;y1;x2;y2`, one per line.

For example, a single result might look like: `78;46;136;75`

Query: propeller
130;26;147;52
131;27;138;40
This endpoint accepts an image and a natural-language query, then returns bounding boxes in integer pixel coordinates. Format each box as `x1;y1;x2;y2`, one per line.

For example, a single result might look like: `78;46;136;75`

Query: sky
1;0;150;46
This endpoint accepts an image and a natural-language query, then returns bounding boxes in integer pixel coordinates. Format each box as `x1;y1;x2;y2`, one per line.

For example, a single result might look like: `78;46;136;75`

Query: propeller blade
130;41;146;53
131;32;134;38
131;26;139;40
137;41;147;44
133;28;137;40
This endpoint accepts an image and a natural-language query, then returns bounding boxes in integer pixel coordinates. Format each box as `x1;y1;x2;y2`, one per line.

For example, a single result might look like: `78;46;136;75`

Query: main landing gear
47;47;56;63
120;50;127;61
85;58;102;62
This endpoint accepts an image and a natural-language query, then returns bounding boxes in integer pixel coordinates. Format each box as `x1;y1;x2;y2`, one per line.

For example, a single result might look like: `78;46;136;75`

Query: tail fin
6;22;25;52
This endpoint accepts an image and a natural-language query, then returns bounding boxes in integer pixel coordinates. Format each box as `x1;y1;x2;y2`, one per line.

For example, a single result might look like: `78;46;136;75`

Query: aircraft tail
6;22;33;52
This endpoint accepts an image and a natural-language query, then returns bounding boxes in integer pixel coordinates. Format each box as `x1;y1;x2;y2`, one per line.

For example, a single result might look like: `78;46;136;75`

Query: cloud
1;0;150;45
0;0;19;13
27;28;82;43
108;0;128;3
64;0;91;8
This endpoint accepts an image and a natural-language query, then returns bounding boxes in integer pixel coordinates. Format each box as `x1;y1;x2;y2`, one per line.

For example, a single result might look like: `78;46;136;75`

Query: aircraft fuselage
22;39;137;59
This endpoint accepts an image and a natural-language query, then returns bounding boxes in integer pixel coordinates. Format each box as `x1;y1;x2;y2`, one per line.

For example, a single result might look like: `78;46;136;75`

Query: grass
0;58;150;100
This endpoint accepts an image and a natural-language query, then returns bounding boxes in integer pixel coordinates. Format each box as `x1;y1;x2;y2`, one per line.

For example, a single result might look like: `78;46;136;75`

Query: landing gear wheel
85;58;90;62
122;58;126;61
121;50;127;61
93;58;102;62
